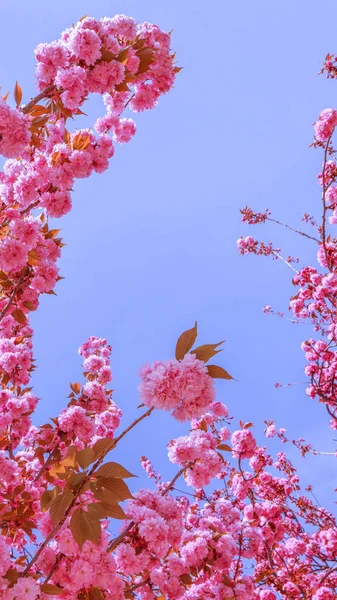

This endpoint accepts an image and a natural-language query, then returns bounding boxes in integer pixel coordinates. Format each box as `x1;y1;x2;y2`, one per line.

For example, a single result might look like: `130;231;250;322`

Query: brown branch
43;553;64;584
22;84;55;114
0;277;23;323
107;521;134;554
33;446;59;483
1;199;41;231
127;578;150;594
22;519;64;576
161;465;186;496
111;407;154;447
321;136;332;270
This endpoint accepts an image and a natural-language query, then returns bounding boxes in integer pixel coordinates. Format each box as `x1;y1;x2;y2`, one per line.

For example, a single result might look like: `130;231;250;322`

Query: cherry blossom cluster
0;98;30;158
138;353;216;421
237;236;281;258
35;15;176;111
168;428;224;487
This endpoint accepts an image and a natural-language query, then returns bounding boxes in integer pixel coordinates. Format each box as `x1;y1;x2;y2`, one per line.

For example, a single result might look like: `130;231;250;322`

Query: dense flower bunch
1;12;337;600
0;98;30;158
139;353;216;421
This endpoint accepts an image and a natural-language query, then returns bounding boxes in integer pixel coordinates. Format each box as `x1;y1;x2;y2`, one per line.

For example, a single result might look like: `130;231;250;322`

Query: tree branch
267;217;320;243
22;84;55;114
0;277;24;323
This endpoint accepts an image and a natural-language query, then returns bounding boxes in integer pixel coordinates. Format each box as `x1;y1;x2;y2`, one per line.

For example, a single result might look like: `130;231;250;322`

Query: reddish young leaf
206;365;233;380
95;462;135;479
40;584;65;595
191;341;224;363
70;507;101;549
14;81;22;106
78;447;95;469
217;444;232;452
49;489;74;525
175;322;198;360
97;477;134;501
92;438;115;458
12;308;27;325
22;301;36;311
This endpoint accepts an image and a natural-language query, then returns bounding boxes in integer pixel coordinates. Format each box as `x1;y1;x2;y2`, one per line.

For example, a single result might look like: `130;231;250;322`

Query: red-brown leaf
206;365;233;380
191;341;224;363
14;81;22;106
12;308;27;325
175;322;197;360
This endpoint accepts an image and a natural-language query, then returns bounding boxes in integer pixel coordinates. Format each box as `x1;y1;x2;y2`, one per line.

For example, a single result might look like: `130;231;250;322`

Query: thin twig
161;466;186;496
43;553;64;584
0;278;24;323
34;447;59;482
127;578;150;594
267;217;320;243
321;137;332;270
272;252;299;274
1;199;41;231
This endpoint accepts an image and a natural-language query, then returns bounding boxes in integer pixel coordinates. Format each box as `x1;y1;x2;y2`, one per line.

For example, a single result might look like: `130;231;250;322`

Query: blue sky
1;0;337;507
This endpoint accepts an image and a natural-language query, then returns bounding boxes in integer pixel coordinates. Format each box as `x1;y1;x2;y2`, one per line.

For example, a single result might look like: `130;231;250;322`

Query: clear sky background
1;0;336;508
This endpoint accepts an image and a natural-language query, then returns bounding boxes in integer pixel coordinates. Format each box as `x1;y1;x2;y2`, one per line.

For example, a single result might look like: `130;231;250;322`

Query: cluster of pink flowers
36;532;124;599
56;336;122;445
314;108;337;142
0;389;38;447
168;429;224;487
0;97;30;158
34;14;177;145
237;235;280;258
231;428;257;459
138;353;216;421
126;489;183;557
